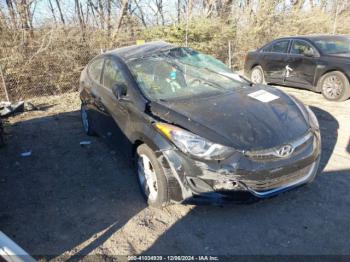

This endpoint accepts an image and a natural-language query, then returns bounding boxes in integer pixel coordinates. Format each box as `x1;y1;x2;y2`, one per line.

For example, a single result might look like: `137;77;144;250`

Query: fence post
0;64;10;102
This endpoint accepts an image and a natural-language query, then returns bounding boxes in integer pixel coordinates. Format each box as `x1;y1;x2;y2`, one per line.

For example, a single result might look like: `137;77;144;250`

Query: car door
260;39;290;83
86;57;107;134
284;40;319;88
99;57;131;148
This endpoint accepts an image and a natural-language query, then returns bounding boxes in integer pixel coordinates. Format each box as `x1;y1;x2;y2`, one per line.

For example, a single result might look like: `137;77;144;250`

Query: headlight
155;123;235;160
306;106;319;130
289;95;319;130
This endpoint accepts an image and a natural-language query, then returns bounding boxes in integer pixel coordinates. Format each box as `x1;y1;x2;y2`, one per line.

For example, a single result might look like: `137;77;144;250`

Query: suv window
102;59;126;89
291;40;315;56
263;40;290;53
89;58;104;83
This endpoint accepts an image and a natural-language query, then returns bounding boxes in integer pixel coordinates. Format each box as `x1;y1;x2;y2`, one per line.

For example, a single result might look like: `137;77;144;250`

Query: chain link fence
0;28;138;103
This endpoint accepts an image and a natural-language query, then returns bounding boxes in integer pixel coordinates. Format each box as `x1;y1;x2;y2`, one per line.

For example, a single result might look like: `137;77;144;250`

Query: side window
102;59;127;89
262;43;273;52
270;40;290;53
88;58;104;83
291;40;315;56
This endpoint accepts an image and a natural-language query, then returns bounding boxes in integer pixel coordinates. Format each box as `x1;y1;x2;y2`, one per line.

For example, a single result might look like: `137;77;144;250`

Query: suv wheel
320;71;350;101
136;144;169;207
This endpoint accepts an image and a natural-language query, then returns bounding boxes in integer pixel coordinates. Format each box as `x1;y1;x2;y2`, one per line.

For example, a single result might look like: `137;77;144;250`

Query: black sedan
244;35;350;101
80;41;321;207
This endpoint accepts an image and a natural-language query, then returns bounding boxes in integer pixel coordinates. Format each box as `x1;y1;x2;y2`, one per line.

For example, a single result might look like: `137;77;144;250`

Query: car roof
106;41;175;61
275;34;349;42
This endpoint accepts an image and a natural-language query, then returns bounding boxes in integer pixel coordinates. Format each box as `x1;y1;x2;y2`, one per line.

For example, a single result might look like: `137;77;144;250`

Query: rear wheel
320;71;350;101
250;65;265;84
136;144;169;207
80;104;96;136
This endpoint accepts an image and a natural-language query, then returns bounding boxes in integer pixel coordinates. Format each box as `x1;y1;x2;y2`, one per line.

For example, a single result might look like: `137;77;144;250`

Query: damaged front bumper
159;130;321;203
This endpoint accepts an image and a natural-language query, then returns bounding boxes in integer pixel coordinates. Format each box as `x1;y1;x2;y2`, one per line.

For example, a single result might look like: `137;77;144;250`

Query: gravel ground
0;87;349;261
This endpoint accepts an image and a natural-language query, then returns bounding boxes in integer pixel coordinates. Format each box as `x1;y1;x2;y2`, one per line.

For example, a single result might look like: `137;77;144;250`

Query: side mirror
112;82;128;101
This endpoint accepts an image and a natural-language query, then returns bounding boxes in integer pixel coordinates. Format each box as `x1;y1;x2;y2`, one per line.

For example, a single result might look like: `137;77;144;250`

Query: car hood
149;86;310;151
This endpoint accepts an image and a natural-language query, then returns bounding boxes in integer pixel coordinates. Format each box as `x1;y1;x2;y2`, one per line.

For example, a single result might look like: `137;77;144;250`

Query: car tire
80;104;96;136
0;120;4;148
320;71;350;102
250;65;266;84
136;144;169;208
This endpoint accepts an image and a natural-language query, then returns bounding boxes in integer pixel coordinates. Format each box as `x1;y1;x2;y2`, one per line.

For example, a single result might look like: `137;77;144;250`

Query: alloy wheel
322;75;344;99
137;154;158;201
81;106;89;133
251;67;263;84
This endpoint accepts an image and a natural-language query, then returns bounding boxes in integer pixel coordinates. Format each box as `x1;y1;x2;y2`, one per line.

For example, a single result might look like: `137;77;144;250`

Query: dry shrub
0;24;139;101
143;18;236;63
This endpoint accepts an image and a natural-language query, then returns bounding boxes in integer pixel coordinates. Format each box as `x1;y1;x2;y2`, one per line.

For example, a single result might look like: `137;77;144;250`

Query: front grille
242;163;314;191
244;132;313;161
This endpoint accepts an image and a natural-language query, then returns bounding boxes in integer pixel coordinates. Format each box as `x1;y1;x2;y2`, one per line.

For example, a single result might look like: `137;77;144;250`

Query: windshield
314;36;350;55
127;47;247;100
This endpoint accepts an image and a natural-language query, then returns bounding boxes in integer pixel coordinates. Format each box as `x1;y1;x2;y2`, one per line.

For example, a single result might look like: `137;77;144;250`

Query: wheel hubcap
251;68;263;84
81;106;89;133
322;75;343;99
137;154;158;201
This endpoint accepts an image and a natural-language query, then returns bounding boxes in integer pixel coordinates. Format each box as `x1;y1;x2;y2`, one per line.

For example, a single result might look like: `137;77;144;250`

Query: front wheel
250;65;266;84
320;71;350;101
136;144;169;207
80;104;96;136
0;119;4;147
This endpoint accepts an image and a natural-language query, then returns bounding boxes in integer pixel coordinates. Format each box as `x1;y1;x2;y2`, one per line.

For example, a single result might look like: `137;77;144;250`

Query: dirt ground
0;86;350;260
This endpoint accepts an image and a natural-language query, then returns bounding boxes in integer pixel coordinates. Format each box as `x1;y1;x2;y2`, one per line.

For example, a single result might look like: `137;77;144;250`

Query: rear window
313;37;350;55
89;58;104;83
262;40;290;53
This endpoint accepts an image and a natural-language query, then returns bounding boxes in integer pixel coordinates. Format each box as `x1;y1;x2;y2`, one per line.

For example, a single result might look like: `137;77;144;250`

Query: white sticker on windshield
248;90;279;103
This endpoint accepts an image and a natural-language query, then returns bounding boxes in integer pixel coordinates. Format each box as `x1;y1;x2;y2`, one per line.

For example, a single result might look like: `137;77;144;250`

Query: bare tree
88;2;100;27
75;0;86;39
155;0;165;25
133;0;147;27
291;0;306;10
107;0;112;36
6;0;18;28
54;0;66;25
48;0;57;25
114;0;129;36
203;0;216;18
98;0;105;29
177;0;181;23
188;0;194;20
17;0;34;38
88;0;106;29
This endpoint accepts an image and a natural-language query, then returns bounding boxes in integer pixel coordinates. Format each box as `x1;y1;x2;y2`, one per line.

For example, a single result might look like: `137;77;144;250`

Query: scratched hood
150;86;310;151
